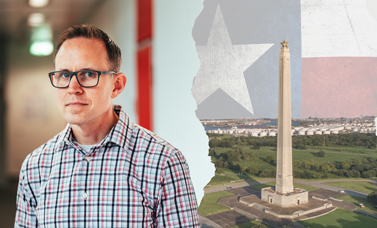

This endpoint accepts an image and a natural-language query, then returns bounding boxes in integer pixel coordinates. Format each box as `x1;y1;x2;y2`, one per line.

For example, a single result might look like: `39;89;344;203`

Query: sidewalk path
204;178;377;199
204;179;274;194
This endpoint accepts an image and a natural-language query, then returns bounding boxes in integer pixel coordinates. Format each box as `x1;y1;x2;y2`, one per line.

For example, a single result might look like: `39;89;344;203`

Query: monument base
261;186;308;207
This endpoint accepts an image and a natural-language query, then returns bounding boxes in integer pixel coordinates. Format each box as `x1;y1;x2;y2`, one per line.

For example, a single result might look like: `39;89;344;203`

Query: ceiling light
28;13;46;27
30;41;53;56
29;0;49;8
30;23;53;56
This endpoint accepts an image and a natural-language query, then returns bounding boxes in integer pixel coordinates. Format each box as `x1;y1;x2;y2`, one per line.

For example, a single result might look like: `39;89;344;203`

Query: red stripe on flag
137;46;153;130
301;57;377;118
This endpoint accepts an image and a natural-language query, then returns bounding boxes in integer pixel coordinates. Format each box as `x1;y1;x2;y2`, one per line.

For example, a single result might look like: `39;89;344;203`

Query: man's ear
111;73;127;99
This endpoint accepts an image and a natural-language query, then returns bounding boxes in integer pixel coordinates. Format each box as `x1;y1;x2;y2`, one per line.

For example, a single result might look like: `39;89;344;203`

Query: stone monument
261;39;308;207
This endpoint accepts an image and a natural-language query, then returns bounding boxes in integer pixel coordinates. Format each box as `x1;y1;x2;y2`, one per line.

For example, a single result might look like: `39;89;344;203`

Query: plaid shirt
15;105;199;228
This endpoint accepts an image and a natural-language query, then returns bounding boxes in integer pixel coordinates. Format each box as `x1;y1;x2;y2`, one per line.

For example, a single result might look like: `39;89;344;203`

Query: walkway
204;178;377;199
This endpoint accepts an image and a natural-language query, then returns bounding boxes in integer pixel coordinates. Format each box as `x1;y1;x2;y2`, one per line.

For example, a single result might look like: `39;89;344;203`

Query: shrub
367;191;377;204
254;224;267;228
266;155;276;164
317;150;325;157
296;144;307;150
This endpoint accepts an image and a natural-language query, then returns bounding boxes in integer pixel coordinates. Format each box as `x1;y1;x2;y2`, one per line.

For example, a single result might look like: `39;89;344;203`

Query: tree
246;167;259;174
317;150;325;157
368;191;377;204
266;155;276;164
220;140;233;148
340;161;350;170
352;170;361;178
320;164;331;173
228;150;240;162
209;139;221;148
254;224;267;228
353;159;362;165
296;144;307;150
253;145;260;150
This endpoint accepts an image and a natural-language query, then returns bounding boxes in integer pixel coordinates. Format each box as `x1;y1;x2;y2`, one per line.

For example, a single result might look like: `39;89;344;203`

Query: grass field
298;209;377;228
248;182;320;192
207;143;377;186
324;181;377;194
229;220;273;228
338;194;377;215
197;191;234;216
212;145;377;168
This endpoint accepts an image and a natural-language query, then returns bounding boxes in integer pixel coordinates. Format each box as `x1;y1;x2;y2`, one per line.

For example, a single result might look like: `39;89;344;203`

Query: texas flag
192;0;377;119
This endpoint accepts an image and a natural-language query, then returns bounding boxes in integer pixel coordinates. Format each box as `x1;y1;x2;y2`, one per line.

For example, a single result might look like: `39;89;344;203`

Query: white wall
87;0;214;203
88;0;137;121
154;0;214;203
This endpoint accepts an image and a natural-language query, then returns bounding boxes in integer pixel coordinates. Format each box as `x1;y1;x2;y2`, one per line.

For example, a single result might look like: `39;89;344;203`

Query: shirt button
83;192;88;199
85;156;92;162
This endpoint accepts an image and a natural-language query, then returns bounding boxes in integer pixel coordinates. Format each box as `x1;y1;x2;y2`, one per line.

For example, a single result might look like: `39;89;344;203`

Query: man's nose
67;75;83;93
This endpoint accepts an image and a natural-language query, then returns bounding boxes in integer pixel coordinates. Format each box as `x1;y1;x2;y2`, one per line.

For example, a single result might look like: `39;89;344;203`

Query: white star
192;5;273;115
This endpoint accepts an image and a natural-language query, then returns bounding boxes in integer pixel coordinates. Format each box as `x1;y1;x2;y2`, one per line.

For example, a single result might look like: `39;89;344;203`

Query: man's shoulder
128;123;182;158
22;129;66;168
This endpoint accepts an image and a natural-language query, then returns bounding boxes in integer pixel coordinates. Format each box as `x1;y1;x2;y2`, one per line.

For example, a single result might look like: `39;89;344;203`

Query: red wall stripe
137;0;153;42
136;46;153;130
136;0;153;130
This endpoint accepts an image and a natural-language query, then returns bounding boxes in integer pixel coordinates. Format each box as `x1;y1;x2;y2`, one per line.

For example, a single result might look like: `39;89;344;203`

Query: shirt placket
68;141;94;227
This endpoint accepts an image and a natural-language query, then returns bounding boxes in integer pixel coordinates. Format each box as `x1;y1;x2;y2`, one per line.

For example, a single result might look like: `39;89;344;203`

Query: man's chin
64;115;87;126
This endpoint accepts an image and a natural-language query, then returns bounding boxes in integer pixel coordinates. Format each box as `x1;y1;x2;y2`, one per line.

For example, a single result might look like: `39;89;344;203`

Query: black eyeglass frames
48;70;116;88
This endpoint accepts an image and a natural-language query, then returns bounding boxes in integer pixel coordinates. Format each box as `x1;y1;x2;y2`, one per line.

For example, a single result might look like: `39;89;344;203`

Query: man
15;24;199;227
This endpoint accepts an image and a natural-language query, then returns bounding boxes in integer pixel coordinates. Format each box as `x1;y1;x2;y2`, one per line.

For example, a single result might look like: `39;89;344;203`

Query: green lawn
248;182;320;192
298;209;377;228
229;220;273;228
197;191;234;216
338;194;377;215
324;181;377;194
211;145;377;179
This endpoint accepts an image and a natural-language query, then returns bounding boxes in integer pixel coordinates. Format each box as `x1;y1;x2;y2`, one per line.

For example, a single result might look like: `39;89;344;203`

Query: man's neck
71;109;119;145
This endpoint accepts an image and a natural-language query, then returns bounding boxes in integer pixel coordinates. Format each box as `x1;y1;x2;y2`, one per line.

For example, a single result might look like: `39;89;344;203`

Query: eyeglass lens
50;71;99;88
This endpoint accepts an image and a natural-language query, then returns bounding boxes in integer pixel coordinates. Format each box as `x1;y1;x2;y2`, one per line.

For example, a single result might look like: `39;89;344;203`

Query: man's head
53;25;126;130
54;24;122;72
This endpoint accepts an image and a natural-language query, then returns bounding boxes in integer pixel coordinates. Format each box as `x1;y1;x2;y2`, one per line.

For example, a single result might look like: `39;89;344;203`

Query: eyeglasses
48;70;116;88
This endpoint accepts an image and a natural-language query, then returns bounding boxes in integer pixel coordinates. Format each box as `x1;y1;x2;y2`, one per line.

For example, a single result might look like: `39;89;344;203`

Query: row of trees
208;133;377;149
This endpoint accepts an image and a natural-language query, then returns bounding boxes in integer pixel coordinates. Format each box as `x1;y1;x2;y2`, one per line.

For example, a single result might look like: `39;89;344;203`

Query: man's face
54;37;115;127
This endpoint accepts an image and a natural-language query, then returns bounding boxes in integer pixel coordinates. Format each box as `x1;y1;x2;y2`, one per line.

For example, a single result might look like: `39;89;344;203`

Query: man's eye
84;71;96;77
59;73;70;78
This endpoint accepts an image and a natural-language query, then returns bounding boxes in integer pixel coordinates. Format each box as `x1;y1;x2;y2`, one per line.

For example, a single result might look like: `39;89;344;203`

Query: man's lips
66;102;87;106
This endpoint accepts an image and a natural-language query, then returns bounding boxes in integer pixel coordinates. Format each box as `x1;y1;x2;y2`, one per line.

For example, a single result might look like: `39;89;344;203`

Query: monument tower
276;39;294;194
261;40;308;207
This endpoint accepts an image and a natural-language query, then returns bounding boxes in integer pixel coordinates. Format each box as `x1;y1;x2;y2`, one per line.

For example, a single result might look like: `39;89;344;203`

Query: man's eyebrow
56;68;97;72
55;68;70;71
80;68;97;71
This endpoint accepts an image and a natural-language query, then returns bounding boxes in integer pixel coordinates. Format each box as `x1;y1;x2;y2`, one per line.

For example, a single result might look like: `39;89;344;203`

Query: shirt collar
56;105;133;150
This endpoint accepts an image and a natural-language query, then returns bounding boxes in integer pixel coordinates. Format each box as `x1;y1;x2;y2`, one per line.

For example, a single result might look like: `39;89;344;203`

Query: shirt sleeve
15;158;38;228
157;150;200;228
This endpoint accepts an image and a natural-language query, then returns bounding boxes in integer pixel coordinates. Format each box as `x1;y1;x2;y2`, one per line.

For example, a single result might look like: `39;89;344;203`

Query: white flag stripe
301;0;377;57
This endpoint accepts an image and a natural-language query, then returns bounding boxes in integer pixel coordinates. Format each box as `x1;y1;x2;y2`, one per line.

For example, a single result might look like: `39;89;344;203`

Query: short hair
54;24;122;72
